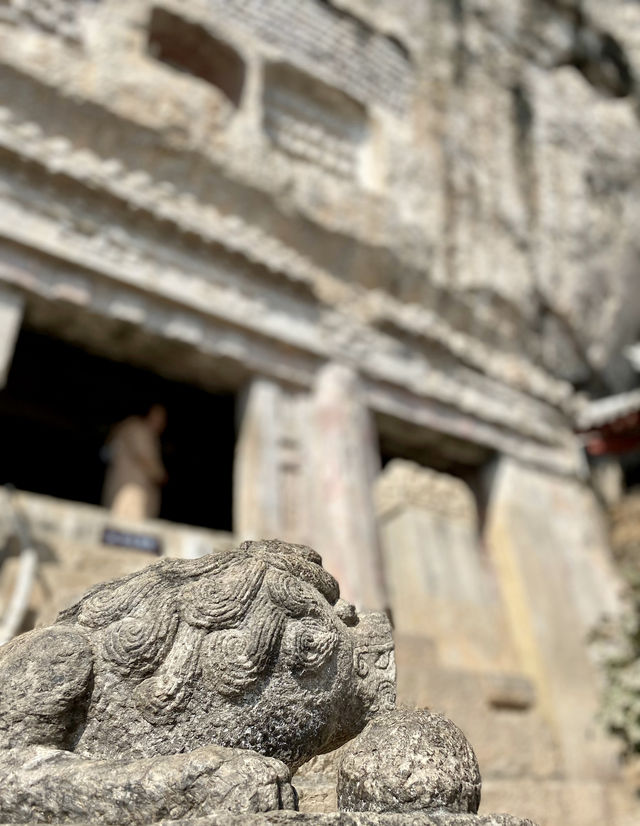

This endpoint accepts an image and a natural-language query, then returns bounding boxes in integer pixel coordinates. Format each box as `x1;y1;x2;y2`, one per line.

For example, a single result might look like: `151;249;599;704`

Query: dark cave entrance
0;329;235;531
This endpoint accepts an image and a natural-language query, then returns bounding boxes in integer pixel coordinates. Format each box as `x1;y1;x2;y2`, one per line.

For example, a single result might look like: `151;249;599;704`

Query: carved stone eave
0;34;581;476
0;164;581;475
0;238;582;478
0;67;571;411
365;296;575;413
0;138;564;410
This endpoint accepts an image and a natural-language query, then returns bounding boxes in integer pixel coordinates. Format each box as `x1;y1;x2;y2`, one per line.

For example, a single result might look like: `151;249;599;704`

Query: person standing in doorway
102;404;168;521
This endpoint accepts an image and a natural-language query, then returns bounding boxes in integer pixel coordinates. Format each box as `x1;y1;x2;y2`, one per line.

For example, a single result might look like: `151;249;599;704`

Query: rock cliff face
335;0;640;392
0;5;637;822
4;1;637;397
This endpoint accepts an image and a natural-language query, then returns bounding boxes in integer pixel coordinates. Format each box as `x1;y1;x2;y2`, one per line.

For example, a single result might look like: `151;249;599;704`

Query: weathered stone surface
0;0;636;822
337;710;481;815
0;540;396;822
2;0;636;399
0;0;586;479
0;488;236;631
375;461;477;524
0;745;296;823
484;458;622;782
310;364;387;613
234;378;314;548
480;778;624;826
0;815;537;826
232;372;441;618
394;637;561;784
294;749;343;813
376;461;517;674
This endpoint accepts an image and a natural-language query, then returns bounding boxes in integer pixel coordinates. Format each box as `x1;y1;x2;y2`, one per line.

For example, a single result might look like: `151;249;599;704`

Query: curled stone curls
61;539;348;719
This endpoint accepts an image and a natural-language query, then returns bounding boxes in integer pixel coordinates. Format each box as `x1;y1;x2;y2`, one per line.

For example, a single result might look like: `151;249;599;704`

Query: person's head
146;404;167;434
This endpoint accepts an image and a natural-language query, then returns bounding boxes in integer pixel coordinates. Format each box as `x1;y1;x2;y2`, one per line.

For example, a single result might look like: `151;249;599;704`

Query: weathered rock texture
337;710;481;815
0;0;638;823
0;0;600;480
0;539;539;826
374;458;634;826
0;745;296;823
484;459;621;782
0;540;396;823
78;815;537;826
234;367;387;612
17;815;534;826
376;461;516;674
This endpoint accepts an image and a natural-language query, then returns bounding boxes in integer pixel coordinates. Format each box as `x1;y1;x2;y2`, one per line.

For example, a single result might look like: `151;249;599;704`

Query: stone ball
337;708;481;814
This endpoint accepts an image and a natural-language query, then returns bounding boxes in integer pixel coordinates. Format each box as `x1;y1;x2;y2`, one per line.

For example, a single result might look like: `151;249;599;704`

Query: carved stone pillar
309;363;387;612
233;376;312;545
376;459;518;674
0;287;23;389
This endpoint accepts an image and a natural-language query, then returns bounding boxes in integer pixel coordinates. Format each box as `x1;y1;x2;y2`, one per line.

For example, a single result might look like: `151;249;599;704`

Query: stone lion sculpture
0;539;395;823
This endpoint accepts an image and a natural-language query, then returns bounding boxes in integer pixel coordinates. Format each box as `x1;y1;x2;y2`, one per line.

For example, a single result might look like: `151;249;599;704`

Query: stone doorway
0;329;235;531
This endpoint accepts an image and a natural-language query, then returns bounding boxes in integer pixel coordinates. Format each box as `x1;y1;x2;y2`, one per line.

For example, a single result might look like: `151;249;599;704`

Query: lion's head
59;540;395;768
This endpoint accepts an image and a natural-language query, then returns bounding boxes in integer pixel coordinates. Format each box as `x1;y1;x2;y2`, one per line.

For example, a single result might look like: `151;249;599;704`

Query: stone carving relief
0;106;324;299
207;0;412;114
264;62;367;180
0;539;395;822
0;537;537;824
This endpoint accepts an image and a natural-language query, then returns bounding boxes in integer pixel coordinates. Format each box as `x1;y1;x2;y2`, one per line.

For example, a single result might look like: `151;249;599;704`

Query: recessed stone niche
263;61;368;180
147;6;246;107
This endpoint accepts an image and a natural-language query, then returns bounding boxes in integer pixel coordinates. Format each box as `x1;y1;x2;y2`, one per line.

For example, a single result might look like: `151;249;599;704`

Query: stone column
0;287;23;389
309;363;387;612
484;456;622;780
233;376;312;545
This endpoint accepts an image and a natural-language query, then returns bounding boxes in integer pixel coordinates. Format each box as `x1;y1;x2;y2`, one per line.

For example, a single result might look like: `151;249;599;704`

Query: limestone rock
0;744;296;823
0;539;396;823
137;815;537;825
337;709;481;815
